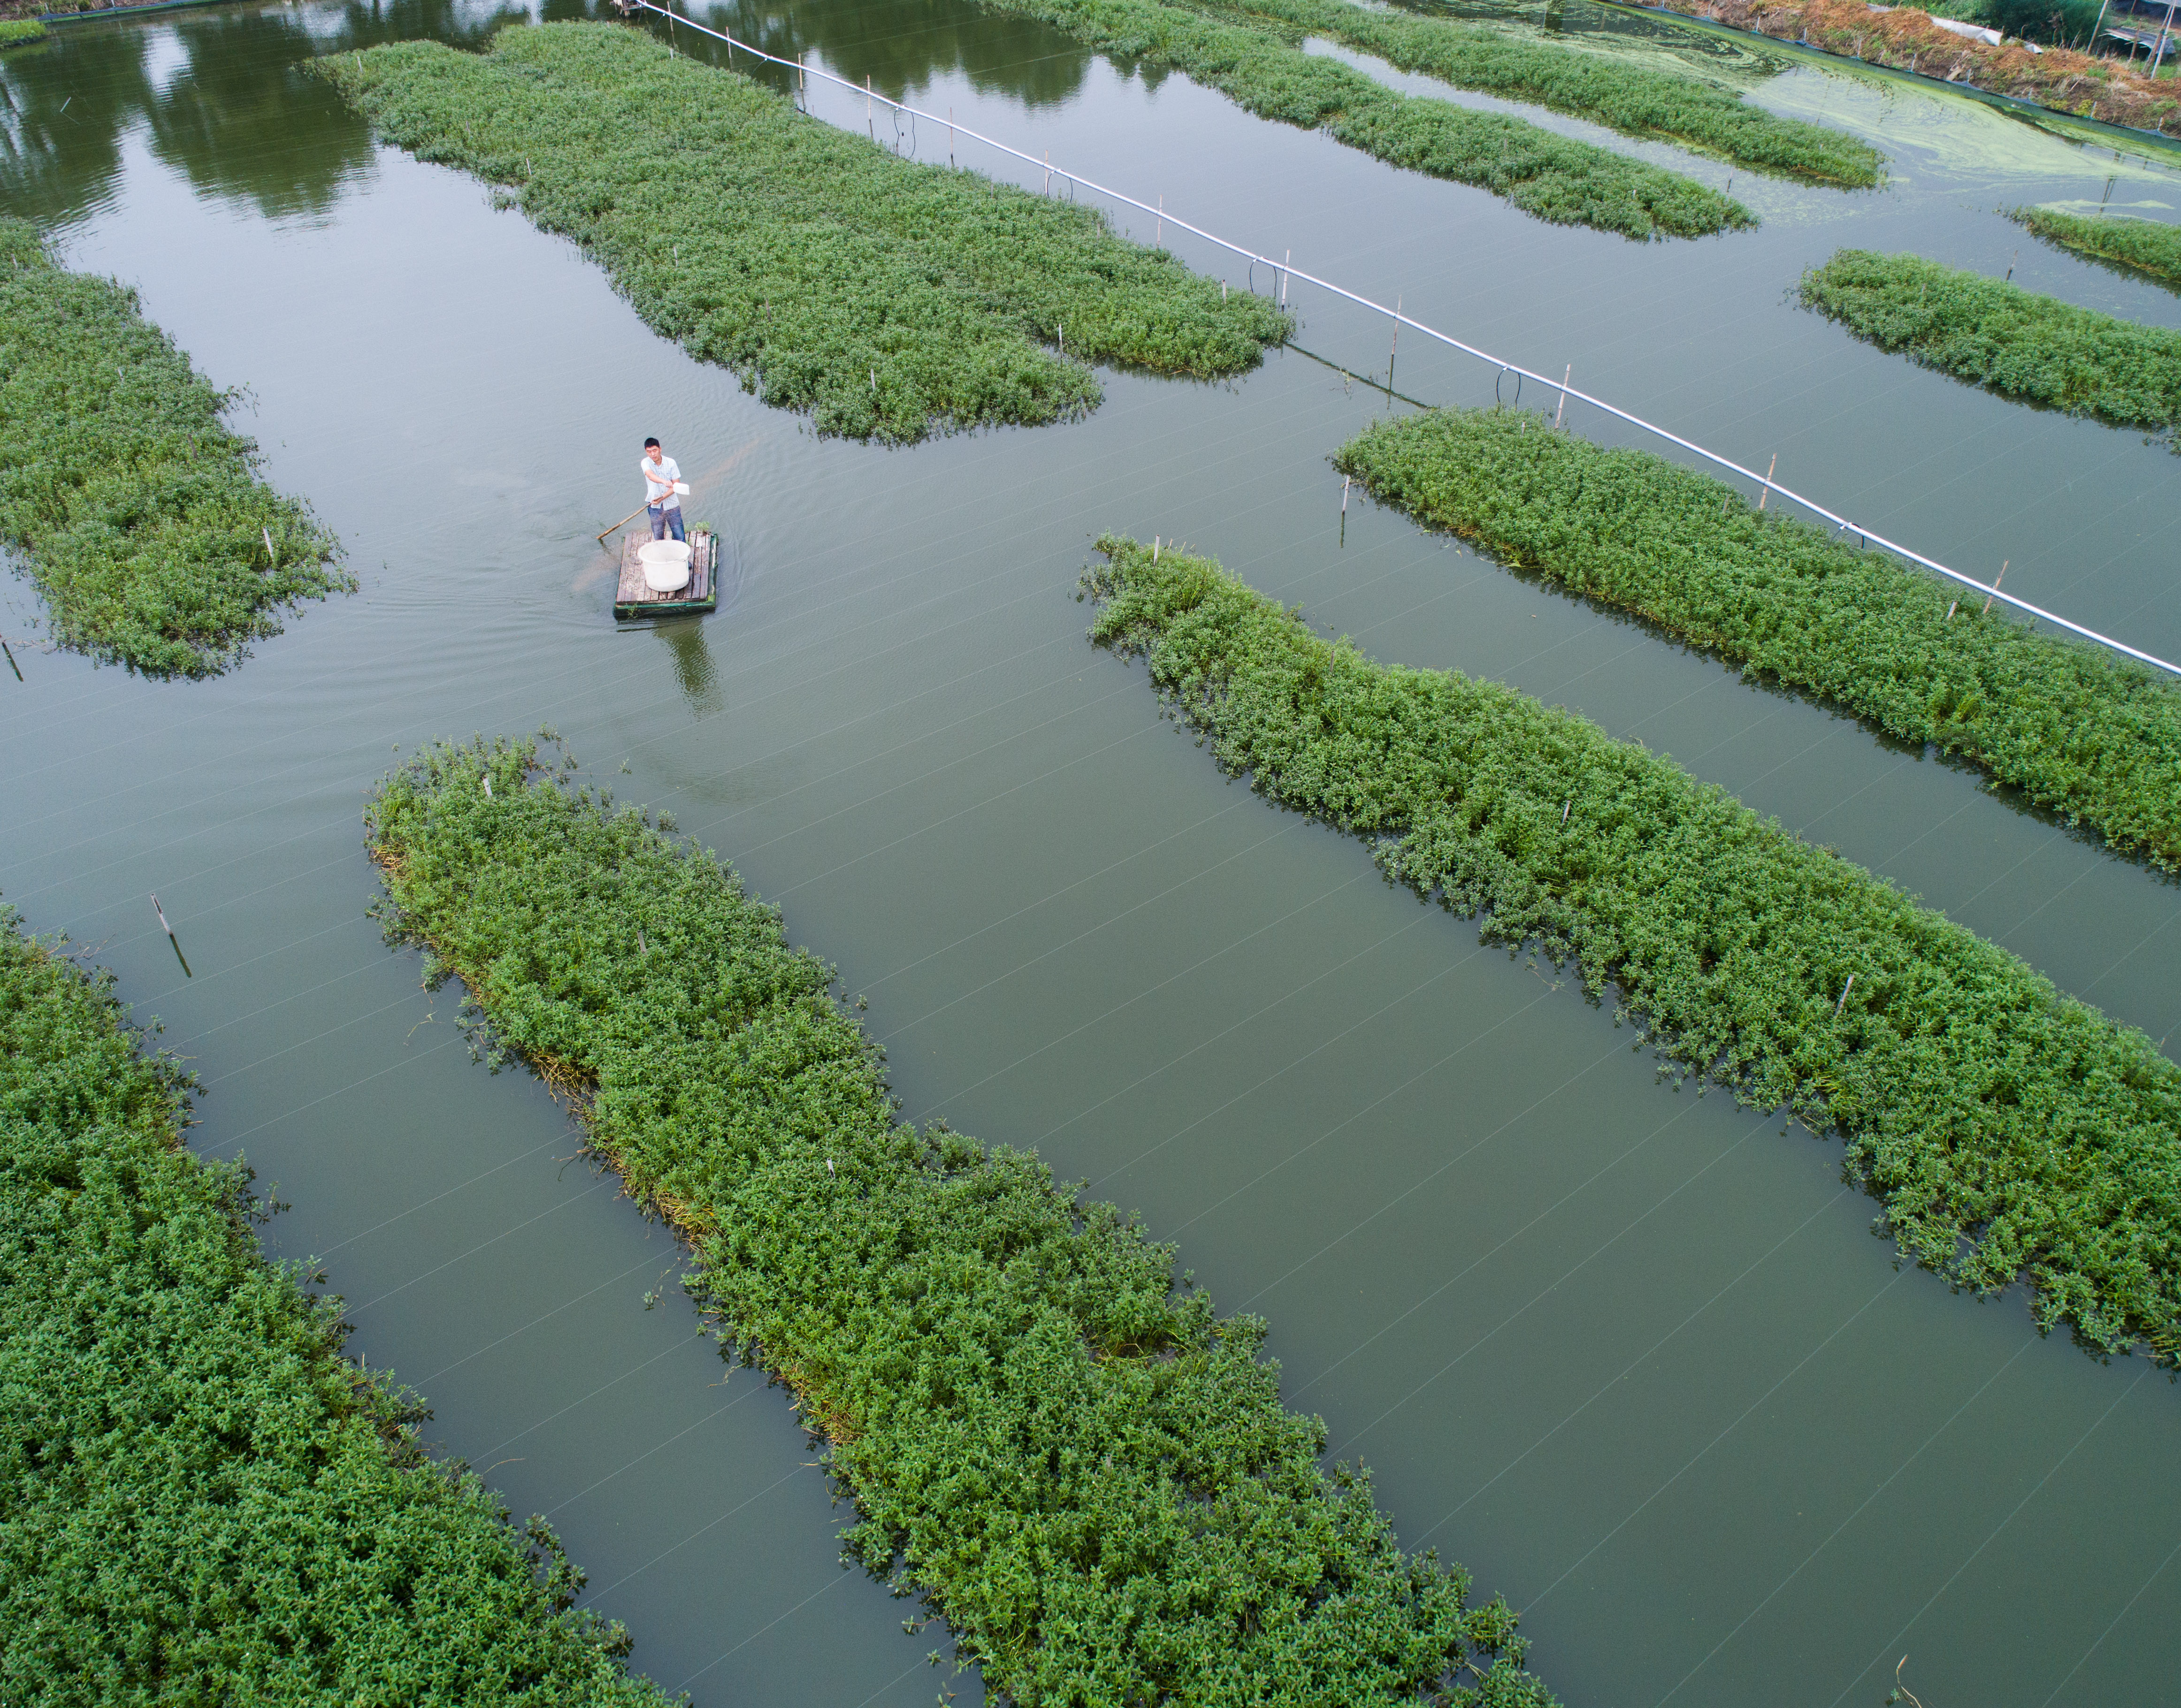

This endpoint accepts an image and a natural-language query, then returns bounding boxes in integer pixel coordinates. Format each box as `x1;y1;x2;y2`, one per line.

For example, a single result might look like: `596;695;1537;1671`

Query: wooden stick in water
597;502;650;544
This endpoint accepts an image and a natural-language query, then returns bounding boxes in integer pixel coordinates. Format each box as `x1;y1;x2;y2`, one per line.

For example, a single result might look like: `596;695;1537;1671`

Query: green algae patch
1799;249;2181;440
0;907;673;1708
2009;206;2181;292
1084;537;2181;1366
1148;0;1881;185
1335;406;2181;870
364;734;1560;1708
322;23;1288;445
0;219;348;677
955;0;1751;238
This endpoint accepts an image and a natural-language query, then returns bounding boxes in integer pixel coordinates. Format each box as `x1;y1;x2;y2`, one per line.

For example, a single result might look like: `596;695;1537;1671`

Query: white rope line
628;0;2181;679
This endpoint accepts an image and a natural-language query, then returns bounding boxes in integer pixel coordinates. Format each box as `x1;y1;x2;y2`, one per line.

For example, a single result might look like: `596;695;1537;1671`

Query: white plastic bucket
639;540;693;593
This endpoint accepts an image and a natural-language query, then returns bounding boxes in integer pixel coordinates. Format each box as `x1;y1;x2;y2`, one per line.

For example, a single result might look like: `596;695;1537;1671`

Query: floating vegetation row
1164;0;1883;185
323;24;1286;445
0;218;348;677
962;0;1750;239
0;19;46;48
1798;249;2181;441
0;907;671;1707
1335;407;2181;870
2010;206;2181;292
365;734;1561;1708
1084;538;2181;1365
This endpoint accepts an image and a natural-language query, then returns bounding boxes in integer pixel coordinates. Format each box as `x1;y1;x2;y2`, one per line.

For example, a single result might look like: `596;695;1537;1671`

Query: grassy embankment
1800;248;2181;439
1635;0;2181;136
0;908;674;1707
1335;408;2181;869
1109;0;1883;184
0;219;349;676
365;734;1561;1708
1085;538;2181;1365
942;0;1750;237
322;24;1287;444
2010;206;2181;290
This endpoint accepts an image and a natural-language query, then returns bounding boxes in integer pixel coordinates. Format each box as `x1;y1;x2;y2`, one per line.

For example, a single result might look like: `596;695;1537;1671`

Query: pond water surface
4;3;2179;1703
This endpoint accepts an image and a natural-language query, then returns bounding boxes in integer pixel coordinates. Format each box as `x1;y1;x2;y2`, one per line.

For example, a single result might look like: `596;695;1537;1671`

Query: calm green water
5;4;2180;1703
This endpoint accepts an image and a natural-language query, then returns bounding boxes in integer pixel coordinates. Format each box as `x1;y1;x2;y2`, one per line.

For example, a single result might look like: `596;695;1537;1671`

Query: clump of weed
1086;536;2181;1367
2008;206;2181;292
1337;406;2181;869
0;219;349;676
0;907;670;1706
1799;248;2181;439
948;0;1753;238
364;733;1561;1708
322;24;1290;445
1088;0;1883;185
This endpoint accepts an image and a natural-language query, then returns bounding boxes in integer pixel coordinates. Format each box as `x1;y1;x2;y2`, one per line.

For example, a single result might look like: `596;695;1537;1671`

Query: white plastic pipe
630;0;2181;678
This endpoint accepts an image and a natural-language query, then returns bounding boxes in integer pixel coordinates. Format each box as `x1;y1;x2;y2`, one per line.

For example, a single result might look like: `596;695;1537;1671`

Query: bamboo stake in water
151;894;191;979
1833;973;1855;1019
1387;295;1400;390
1758;452;1776;510
1984;560;2007;615
1;638;20;682
1554;364;1570;429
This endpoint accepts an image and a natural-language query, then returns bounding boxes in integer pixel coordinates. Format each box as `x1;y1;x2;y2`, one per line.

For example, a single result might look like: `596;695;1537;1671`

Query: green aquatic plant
365;734;1561;1708
1799;249;2181;439
322;24;1287;444
0;907;673;1707
1084;536;2181;1365
1123;0;1883;185
0;19;46;48
1335;406;2181;869
948;0;1750;238
0;218;349;677
2008;205;2181;291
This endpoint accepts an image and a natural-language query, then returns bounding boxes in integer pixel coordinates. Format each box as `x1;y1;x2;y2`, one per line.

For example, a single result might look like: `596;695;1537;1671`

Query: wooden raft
614;527;717;619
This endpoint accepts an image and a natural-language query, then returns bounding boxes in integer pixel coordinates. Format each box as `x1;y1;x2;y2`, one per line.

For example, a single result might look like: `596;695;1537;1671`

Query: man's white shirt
642;455;682;509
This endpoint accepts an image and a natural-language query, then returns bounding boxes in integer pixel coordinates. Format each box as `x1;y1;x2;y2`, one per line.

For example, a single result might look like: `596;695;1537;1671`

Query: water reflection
145;13;372;219
0;0;542;229
661;0;1105;107
0;29;154;223
655;614;723;716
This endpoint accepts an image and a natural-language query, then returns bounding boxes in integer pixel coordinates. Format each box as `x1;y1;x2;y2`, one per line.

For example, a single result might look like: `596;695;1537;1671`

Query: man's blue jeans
648;504;686;544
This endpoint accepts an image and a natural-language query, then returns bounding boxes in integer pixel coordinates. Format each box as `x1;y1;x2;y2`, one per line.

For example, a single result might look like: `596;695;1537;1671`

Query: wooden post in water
1757;453;1776;510
1554;365;1570;428
1983;560;2007;616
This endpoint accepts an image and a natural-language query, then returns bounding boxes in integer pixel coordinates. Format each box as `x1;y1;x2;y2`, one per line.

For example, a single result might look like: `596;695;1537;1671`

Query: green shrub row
1799;248;2181;439
0;907;673;1708
0;219;349;677
2010;205;2181;290
1334;406;2181;870
0;19;46;48
322;24;1287;445
1083;537;2181;1365
364;734;1560;1708
957;0;1750;238
1156;0;1882;184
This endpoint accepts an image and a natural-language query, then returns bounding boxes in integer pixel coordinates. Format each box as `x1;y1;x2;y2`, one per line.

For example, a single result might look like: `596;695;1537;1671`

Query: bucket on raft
639;540;693;592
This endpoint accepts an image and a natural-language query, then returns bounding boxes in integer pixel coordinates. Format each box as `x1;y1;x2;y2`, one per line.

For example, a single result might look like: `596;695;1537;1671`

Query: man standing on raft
641;437;685;544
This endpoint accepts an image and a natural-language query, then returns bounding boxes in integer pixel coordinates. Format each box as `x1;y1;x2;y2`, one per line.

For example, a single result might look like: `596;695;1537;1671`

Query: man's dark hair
643;436;661;450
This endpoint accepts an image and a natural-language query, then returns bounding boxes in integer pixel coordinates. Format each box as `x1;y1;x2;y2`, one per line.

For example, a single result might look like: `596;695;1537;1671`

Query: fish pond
3;0;2180;1703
